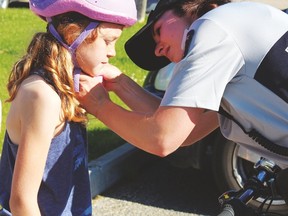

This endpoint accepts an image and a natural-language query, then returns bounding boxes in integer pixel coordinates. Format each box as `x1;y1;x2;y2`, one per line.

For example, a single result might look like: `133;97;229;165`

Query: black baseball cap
125;0;184;71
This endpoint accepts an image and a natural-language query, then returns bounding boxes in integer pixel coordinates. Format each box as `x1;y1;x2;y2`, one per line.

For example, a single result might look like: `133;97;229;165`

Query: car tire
212;133;288;214
0;0;9;8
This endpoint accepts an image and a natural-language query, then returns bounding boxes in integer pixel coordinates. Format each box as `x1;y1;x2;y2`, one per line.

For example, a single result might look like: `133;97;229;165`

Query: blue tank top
0;121;92;215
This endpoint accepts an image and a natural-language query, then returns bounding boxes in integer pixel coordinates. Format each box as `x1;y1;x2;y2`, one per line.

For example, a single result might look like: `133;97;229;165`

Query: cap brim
125;19;170;71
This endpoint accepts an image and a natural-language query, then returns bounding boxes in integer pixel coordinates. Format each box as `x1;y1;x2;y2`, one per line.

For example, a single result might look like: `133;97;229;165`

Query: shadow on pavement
101;159;221;215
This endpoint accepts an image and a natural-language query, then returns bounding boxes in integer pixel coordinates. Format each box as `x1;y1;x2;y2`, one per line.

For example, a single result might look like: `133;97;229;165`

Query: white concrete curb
88;143;158;198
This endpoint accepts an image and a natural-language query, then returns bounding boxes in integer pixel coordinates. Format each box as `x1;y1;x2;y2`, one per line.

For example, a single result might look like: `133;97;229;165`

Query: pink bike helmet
29;0;137;27
29;0;137;92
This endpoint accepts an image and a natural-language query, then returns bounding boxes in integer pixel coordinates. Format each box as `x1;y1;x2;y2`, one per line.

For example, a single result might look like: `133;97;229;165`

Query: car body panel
0;0;28;9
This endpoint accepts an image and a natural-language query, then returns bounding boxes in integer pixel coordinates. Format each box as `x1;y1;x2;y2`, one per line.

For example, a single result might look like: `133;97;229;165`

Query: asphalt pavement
91;159;220;216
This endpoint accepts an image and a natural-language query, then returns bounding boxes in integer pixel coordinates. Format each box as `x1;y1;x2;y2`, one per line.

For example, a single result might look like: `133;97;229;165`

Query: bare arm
98;101;204;156
88;64;161;113
110;74;219;147
8;79;61;215
112;74;161;112
78;68;217;156
78;76;205;156
181;110;219;146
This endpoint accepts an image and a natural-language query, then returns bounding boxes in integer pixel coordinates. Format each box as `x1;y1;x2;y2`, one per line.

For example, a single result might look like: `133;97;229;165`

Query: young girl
0;0;136;215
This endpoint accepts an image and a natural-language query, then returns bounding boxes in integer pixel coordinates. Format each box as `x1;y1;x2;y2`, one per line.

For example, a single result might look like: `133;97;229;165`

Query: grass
0;8;147;160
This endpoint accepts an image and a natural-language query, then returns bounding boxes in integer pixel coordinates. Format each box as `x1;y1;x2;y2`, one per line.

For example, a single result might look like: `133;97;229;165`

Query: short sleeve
161;19;244;111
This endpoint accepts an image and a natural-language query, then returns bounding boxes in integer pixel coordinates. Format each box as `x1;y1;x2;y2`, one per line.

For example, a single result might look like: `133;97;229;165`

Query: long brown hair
7;12;97;124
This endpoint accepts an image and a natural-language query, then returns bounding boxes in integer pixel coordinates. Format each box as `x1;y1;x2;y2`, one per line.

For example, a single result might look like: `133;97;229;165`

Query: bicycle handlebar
218;198;257;216
217;204;234;216
217;157;281;216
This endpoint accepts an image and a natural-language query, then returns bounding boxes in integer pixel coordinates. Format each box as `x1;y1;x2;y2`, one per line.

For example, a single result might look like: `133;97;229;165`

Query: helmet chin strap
47;18;99;92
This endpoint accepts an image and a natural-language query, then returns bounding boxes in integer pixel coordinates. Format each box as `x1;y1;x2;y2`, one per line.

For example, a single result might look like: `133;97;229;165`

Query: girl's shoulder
6;74;63;145
19;75;60;104
13;75;62;120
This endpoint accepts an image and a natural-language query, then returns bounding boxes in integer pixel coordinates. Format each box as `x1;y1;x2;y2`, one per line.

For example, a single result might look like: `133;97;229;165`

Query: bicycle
217;157;287;216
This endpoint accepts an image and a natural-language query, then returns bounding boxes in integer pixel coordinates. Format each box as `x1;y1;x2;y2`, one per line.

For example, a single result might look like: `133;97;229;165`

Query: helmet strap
46;18;99;92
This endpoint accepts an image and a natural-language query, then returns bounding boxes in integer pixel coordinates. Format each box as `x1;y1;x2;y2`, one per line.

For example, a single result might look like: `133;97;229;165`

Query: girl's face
76;22;123;76
152;10;193;63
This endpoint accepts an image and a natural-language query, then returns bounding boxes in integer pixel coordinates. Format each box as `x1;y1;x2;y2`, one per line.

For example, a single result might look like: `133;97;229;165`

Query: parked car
143;63;288;214
0;0;28;9
146;0;159;13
